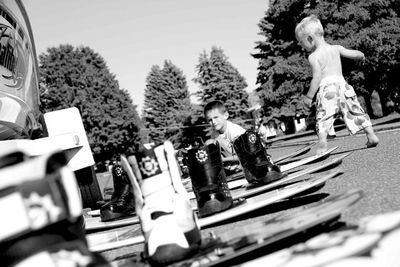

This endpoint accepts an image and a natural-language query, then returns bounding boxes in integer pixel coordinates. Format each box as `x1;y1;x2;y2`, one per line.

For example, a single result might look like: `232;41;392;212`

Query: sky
24;0;268;112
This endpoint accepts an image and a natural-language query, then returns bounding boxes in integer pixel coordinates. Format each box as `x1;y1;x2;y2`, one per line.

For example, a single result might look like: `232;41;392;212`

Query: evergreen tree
142;60;192;147
180;104;209;147
39;44;142;168
194;47;249;121
142;65;166;143
254;0;399;118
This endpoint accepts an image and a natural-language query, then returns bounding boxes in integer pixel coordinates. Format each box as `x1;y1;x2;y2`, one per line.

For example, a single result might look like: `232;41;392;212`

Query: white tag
0;193;30;241
16;252;55;267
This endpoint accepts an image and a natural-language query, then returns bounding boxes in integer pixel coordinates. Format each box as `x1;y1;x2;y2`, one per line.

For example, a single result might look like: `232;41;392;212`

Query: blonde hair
295;15;324;41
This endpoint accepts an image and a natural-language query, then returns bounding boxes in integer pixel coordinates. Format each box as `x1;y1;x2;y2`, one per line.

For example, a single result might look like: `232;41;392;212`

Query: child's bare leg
316;130;328;155
364;126;379;147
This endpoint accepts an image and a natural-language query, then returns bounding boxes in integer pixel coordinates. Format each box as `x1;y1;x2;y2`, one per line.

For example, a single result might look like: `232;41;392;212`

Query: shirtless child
295;15;379;154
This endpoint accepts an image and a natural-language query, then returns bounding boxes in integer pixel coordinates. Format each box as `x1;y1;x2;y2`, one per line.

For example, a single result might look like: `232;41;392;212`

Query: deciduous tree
39;44;142;168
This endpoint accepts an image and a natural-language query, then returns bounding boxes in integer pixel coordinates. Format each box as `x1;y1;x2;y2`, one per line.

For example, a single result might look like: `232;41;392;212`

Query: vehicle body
0;0;40;140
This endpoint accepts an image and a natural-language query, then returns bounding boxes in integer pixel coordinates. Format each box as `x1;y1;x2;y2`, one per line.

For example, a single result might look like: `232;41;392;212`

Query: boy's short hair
295;15;324;41
204;100;226;117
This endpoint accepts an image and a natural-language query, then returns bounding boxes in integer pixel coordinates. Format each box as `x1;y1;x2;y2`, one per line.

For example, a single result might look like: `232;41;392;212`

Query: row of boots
100;129;285;221
0;129;285;266
98;129;285;265
118;130;285;265
186;129;285;217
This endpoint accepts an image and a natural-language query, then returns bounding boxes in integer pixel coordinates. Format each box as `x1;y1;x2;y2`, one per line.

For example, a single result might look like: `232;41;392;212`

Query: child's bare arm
221;155;240;163
304;53;322;103
335;45;365;61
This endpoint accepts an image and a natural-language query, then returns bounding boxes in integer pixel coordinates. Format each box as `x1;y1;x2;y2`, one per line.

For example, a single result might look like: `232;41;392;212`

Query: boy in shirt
204;100;245;161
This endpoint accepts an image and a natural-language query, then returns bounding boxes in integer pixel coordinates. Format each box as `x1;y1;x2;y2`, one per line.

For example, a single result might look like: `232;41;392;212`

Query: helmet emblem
195;149;208;162
248;133;257;143
114;165;123;176
139;156;159;176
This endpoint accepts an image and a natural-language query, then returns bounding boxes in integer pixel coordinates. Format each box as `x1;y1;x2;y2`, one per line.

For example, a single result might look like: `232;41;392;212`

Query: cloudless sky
24;0;268;112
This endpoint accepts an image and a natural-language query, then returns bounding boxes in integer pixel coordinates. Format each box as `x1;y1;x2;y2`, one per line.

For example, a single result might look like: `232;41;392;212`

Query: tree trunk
371;90;383;118
378;90;395;116
360;93;375;119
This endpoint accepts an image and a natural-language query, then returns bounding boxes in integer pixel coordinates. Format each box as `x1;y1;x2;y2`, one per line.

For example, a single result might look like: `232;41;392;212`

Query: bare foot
316;142;328;155
364;127;379;148
366;136;379;148
365;134;379;148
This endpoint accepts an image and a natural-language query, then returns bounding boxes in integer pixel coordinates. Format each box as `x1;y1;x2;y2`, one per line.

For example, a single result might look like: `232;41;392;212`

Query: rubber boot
0;150;110;267
233;129;285;184
100;162;135;222
120;141;201;266
186;140;233;217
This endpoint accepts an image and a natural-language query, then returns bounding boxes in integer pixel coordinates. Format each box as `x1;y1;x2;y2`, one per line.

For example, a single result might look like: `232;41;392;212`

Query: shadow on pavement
331;146;373;155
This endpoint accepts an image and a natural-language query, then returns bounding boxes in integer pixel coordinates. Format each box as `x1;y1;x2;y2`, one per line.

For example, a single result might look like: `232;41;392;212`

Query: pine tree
142;65;166;144
194;47;249;121
142;60;192;147
39;44;142;168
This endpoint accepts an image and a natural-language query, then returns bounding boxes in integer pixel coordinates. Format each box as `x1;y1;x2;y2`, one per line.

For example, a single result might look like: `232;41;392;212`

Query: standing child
295;15;379;154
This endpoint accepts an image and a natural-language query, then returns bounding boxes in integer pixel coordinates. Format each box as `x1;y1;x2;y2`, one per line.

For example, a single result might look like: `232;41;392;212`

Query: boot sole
259;171;287;184
199;198;233;217
100;209;135;222
147;229;201;266
148;243;200;266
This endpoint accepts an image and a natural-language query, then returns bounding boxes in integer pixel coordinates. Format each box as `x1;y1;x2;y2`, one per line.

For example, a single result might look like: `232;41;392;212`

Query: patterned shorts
316;76;371;135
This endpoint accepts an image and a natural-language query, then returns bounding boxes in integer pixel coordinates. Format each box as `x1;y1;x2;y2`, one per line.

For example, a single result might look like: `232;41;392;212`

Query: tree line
38;0;399;170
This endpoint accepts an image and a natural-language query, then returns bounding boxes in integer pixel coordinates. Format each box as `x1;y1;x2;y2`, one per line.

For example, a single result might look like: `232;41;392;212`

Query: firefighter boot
120;141;201;266
233;129;285;184
100;162;135;222
186;140;233;217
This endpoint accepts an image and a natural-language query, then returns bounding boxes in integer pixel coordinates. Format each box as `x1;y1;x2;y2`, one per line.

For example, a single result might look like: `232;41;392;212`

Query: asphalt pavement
288;114;400;225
